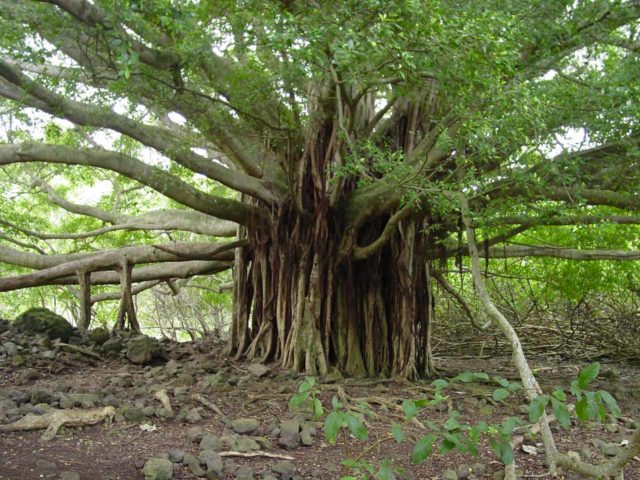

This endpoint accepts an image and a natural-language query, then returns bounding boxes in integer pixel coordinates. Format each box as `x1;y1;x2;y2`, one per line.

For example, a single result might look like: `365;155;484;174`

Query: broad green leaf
376;461;394;480
432;379;449;389
324;411;344;444
391;422;405;443
402;400;419;420
313;398;324;418
577;363;600;389
412;434;437;464
528;394;550;423
550;398;571;429
345;413;368;440
551;388;566;401
598;390;622;417
492;388;510;402
575;396;590;421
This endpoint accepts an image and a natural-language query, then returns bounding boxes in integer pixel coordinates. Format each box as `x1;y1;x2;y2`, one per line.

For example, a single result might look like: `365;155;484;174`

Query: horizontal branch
479;245;640;261
0;143;262;225
0;59;276;201
489;213;640;227
1;210;237;240
0;241;242;292
43;261;232;290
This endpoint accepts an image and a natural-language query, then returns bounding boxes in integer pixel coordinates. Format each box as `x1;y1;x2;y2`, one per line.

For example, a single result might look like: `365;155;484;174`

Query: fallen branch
218;451;294;460
192;393;224;416
54;341;103;360
0;406;115;441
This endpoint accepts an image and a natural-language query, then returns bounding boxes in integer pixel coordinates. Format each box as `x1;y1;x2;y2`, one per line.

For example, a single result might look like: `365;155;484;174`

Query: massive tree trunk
228;113;435;378
227;210;435;378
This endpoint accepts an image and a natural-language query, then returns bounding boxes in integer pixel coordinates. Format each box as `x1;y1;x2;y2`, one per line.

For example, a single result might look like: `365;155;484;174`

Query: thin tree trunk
460;195;559;475
115;259;140;333
76;269;91;330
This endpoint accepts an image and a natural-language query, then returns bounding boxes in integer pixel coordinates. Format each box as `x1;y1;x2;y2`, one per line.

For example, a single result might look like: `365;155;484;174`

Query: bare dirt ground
0;346;639;480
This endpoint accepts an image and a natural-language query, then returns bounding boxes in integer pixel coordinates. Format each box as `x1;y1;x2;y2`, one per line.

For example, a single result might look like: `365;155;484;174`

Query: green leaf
598;390;621;418
412;434;437;464
432;379;449;389
289;392;309;410
376;461;394;480
345;413;368;440
453;372;490;383
492;388;510;402
528;394;550;423
496;377;510;388
324;411;344;444
575;396;590;421
391;422;405;443
444;414;461;431
402;400;419;420
313;398;324;418
550;398;571;429
551;388;567;401
577;363;600;389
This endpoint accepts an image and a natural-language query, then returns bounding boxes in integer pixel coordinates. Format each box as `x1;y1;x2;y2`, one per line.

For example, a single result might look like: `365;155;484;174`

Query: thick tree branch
0;143;262;225
0;59;277;201
0;240;240;292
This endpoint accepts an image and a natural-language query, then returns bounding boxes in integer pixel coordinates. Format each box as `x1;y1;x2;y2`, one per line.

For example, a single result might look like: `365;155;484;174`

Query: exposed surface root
0;406;115;441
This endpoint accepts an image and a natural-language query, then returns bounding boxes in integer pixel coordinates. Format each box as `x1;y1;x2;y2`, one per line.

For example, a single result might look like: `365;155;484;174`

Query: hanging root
0;406;115;441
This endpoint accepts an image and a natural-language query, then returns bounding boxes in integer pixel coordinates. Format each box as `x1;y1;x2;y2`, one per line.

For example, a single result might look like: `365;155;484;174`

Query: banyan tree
0;0;640;380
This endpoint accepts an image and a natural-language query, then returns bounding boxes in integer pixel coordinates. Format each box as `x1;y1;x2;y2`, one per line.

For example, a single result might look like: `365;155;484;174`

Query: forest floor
0;333;639;480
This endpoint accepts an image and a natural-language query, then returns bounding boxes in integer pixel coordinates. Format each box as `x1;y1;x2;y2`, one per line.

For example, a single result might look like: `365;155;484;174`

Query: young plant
288;376;324;419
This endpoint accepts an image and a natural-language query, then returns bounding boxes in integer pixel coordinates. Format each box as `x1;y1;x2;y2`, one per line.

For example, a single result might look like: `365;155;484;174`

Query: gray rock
442;470;458;480
272;461;296;479
591;438;622;457
187;426;205;443
200;450;223;475
8;389;30;405
278;419;301;449
35;458;58;475
31;390;53;405
202;372;229;391
142;457;173;480
101;338;123;355
183;453;205;477
2;341;18;356
89;327;110;345
122;406;146;423
142;406;155;417
68;393;99;407
247;364;271;378
59;472;81;480
155;407;173;419
233;437;261;452
199;433;220;451
11;354;25;367
185;408;203;424
236;466;255;480
471;463;486;475
168;449;185;463
604;423;619;433
232;418;260;434
41;350;56;360
15;308;75;342
300;428;313;446
126;335;166;364
0;399;18;416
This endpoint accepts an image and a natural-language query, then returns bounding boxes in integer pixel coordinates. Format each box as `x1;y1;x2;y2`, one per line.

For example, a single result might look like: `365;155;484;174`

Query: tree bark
115;259;140;332
76;269;91;330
